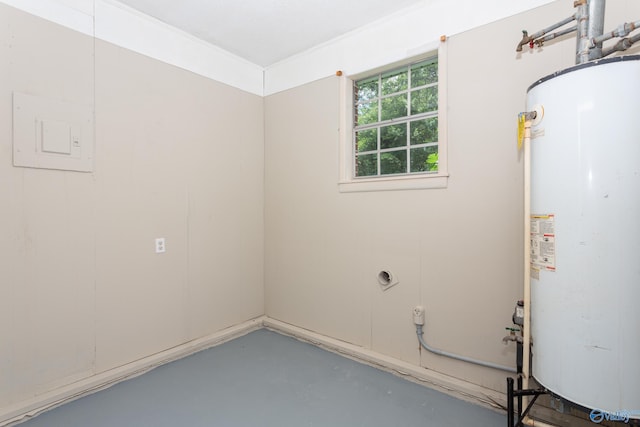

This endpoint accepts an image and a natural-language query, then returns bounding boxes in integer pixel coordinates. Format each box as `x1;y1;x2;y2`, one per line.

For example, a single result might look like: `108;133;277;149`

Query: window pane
381;69;408;95
380;123;407;150
381;150;407;175
352;56;440;180
356;101;378;126
410;118;438;145
356;128;377;153
381;94;407;121
411;59;438;88
356;153;378;177
410;146;438;173
411;87;437;115
356;78;378;102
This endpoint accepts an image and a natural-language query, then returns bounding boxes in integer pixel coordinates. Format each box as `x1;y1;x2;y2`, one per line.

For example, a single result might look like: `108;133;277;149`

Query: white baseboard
263;317;508;413
0;317;264;427
2;316;508;426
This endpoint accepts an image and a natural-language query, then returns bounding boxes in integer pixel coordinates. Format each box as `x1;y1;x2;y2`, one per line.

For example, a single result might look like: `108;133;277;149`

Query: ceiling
115;0;425;67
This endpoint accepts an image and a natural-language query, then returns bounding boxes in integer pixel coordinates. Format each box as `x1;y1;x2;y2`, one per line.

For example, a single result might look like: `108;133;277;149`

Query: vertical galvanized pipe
575;1;590;63
587;0;606;60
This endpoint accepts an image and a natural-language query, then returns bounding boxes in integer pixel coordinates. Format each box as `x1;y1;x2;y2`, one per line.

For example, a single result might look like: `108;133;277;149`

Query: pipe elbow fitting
516;31;531;52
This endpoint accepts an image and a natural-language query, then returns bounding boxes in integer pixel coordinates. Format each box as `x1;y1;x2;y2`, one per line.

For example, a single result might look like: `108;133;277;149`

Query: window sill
338;174;448;193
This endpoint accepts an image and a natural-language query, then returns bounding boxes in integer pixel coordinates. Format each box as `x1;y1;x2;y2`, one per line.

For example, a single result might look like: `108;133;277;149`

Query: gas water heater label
531;214;556;272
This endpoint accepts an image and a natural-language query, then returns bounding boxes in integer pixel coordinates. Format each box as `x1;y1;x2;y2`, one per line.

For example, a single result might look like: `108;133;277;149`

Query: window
338;46;447;192
354;57;438;177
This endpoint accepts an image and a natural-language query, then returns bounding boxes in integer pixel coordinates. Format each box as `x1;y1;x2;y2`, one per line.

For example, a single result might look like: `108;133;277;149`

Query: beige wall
265;0;640;394
2;0;640;422
0;3;264;409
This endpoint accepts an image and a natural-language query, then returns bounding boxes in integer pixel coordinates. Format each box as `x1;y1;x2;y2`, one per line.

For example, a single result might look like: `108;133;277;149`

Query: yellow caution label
517;113;525;150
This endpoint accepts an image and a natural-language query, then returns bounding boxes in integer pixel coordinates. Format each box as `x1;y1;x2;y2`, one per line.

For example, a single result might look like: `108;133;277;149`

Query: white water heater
527;56;640;417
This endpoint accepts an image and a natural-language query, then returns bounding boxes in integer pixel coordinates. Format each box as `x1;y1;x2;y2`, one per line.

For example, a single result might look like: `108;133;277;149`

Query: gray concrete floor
18;329;506;426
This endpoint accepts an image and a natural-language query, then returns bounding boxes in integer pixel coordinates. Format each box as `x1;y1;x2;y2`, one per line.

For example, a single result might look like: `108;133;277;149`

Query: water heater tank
527;56;640;417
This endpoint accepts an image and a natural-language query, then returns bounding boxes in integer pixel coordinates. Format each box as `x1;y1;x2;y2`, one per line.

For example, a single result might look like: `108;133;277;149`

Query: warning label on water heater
531;214;556;272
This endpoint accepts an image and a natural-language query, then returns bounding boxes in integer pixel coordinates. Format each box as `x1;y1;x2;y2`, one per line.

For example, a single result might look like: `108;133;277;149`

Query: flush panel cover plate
13;92;94;172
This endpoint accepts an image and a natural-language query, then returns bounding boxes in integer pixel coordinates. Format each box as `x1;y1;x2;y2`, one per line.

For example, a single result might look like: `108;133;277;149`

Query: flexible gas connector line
415;324;517;373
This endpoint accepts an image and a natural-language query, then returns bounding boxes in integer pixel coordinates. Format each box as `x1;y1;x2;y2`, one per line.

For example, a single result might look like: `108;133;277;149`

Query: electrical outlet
155;238;166;253
413;306;425;325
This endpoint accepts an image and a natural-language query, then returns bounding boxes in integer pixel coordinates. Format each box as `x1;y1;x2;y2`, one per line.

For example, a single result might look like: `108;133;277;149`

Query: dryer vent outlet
377;270;399;291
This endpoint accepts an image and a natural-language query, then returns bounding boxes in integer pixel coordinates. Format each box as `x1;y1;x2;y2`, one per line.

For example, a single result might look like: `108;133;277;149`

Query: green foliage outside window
354;57;438;177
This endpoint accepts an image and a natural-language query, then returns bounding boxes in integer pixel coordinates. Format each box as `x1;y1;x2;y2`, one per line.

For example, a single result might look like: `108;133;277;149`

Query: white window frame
338;43;448;193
